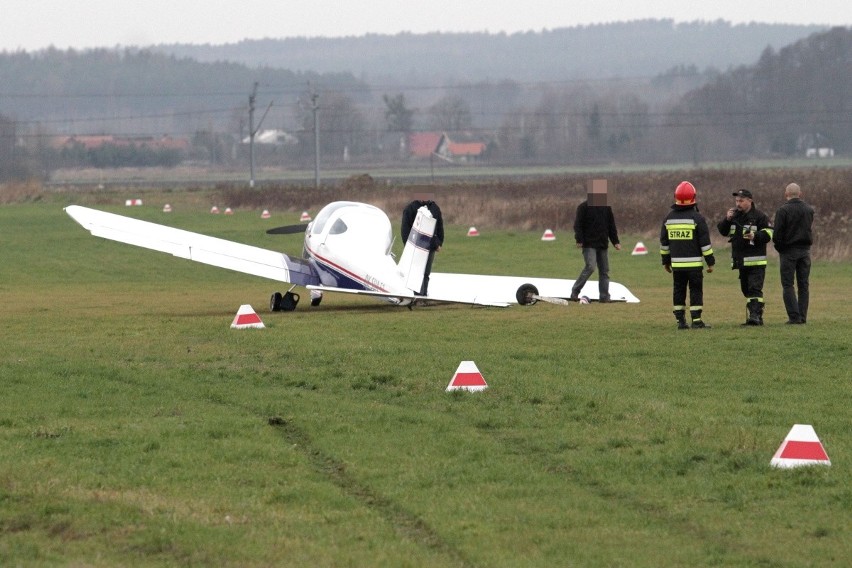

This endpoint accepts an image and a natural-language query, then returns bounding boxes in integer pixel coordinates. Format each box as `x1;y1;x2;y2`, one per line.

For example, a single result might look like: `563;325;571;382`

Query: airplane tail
396;206;436;293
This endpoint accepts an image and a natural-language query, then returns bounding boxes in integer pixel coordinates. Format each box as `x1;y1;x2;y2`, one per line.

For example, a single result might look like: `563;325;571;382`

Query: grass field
1;196;850;566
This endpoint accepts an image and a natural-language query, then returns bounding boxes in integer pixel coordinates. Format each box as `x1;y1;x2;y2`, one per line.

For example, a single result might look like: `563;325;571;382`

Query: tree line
157;20;827;84
0;26;849;180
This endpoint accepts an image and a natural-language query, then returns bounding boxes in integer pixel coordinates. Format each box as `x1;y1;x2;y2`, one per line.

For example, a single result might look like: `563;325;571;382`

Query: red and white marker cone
446;361;488;392
230;305;265;329
770;424;831;468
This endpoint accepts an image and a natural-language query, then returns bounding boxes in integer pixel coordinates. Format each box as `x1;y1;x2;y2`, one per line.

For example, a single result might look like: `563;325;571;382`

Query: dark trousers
779;247;811;322
571;247;610;300
420;250;436;295
738;266;766;302
672;269;703;308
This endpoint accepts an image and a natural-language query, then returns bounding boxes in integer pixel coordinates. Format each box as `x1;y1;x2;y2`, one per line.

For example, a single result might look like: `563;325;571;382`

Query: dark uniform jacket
773;198;814;252
660;204;715;270
401;200;444;251
717;206;773;269
573;202;619;249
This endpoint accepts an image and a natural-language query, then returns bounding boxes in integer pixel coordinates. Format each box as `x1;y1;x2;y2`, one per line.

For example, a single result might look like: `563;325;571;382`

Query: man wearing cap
718;189;774;325
773;182;815;324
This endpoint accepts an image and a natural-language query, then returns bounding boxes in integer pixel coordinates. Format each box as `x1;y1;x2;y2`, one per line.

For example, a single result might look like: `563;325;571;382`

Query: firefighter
717;189;774;325
660;181;715;329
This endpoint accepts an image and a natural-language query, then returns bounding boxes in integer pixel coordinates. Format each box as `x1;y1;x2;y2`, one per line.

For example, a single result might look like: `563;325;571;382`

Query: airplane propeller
266;224;308;235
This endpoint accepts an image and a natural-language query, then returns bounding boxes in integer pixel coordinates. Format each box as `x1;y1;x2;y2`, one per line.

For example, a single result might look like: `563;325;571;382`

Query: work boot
742;300;762;326
674;310;689;330
755;301;765;325
690;309;711;329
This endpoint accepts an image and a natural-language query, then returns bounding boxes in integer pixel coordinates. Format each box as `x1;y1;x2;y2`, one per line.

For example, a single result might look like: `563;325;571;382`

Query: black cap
732;189;753;199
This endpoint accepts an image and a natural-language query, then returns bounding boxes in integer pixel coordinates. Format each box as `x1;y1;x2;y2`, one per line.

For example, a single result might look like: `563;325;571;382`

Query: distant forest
155;19;828;83
0;21;849;179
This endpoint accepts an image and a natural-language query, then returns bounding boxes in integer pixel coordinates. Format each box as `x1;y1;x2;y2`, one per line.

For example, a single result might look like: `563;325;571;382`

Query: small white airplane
65;201;640;310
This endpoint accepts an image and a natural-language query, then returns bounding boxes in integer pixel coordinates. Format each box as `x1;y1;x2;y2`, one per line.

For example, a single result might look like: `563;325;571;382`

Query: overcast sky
3;0;849;52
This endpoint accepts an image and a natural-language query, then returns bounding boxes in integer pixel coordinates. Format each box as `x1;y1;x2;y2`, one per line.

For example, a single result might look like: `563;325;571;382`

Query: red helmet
674;181;696;205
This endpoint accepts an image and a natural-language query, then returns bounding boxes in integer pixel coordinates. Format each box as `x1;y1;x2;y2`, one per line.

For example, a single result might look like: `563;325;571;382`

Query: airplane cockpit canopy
310;201;393;255
311;201;357;235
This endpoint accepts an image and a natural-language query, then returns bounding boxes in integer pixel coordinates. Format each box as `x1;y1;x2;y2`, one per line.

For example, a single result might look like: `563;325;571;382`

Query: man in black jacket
717;189;774;325
660;181;715;329
773;183;815;324
401;198;444;296
571;179;621;302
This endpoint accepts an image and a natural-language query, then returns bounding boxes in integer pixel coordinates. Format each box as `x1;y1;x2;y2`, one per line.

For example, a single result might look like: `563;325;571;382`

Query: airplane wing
65;205;320;286
306;284;511;308
427;272;640;305
306;284;415;304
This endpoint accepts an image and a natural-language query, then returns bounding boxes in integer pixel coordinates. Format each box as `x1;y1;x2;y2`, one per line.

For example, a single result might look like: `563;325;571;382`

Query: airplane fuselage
303;201;411;298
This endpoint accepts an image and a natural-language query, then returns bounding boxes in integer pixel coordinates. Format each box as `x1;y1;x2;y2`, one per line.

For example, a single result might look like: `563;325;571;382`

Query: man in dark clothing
660;181;715;329
717;189;774;325
401;199;444;296
773;182;815;324
571;179;621;302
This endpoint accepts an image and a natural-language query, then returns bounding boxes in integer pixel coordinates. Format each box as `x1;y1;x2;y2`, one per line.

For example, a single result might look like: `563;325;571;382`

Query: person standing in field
717;189;774;326
660;181;715;329
773;182;815;324
401;196;444;296
571;179;621;302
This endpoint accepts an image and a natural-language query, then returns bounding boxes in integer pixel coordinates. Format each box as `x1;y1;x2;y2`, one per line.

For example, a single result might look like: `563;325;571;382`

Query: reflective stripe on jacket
717;206;772;269
660;205;715;270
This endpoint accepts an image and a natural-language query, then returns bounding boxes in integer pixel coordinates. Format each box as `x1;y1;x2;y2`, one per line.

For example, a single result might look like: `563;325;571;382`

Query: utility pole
248;82;258;188
247;82;272;189
310;89;320;189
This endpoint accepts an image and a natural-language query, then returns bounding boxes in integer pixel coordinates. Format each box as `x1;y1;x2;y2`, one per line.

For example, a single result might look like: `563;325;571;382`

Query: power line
8;112;850;142
12;106;243;127
10;106;847;134
0;74;702;99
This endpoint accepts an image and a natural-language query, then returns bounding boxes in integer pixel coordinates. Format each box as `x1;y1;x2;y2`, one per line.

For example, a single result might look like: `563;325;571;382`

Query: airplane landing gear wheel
270;292;283;312
516;283;539;305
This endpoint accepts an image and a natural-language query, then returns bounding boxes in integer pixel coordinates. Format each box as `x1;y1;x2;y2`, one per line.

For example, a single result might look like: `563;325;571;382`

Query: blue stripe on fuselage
410;229;432;251
305;245;378;292
282;255;321;286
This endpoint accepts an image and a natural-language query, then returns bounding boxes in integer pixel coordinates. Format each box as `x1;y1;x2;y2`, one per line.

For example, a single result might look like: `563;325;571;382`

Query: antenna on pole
309;83;320;189
248;82;273;189
248;82;258;188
